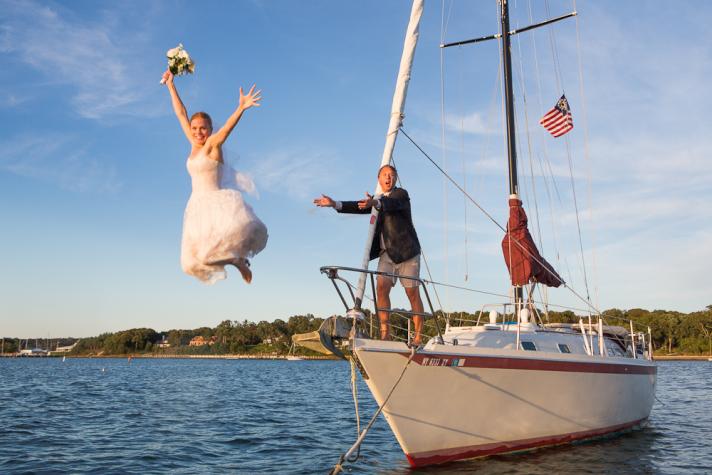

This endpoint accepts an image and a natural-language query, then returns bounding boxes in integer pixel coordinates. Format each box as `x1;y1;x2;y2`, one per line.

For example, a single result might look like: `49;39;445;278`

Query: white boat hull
354;339;657;467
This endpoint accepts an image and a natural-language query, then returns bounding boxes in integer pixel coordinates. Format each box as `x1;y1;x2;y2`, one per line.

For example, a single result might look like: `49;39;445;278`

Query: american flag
539;95;573;138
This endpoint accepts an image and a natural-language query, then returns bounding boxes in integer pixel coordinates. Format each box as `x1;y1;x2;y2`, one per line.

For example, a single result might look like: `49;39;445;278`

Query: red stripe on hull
405;418;647;468
400;352;656;375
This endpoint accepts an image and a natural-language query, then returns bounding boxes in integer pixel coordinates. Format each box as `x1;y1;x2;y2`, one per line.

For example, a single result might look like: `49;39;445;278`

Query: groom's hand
313;194;336;208
358;192;376;209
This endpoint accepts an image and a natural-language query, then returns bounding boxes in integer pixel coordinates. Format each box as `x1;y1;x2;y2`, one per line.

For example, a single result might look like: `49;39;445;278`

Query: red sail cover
501;198;562;287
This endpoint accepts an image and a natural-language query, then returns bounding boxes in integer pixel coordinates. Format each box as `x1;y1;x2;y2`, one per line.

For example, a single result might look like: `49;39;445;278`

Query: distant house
156;336;170;348
189;336;207;346
189;336;216;347
262;336;284;345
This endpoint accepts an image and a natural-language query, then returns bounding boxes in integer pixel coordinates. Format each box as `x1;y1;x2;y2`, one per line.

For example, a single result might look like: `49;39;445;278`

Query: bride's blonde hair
190;111;213;130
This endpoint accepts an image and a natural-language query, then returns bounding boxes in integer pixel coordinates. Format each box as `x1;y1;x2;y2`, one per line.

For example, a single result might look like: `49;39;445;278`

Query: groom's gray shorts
377;253;420;288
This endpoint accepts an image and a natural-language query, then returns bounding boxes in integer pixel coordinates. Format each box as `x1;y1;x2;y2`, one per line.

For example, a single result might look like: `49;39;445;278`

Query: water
0;359;709;474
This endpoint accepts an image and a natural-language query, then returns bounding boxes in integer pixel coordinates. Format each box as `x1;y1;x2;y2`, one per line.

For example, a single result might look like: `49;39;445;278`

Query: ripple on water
0;359;710;474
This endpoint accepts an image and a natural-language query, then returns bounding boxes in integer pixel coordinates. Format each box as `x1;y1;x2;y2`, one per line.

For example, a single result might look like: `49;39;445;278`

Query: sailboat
296;0;657;469
286;342;304;361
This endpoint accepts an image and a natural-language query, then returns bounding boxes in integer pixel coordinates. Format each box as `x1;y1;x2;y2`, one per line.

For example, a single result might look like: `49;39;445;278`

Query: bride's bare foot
235;258;252;284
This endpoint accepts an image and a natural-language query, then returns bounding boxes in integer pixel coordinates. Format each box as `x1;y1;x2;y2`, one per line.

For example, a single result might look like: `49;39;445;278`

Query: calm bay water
0;358;710;474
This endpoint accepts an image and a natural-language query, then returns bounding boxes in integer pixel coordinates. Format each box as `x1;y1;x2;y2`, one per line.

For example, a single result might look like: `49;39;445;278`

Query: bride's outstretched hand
239;84;262;110
161;69;174;85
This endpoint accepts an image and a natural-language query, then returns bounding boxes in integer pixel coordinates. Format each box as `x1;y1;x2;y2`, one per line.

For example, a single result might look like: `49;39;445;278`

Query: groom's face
378;167;396;193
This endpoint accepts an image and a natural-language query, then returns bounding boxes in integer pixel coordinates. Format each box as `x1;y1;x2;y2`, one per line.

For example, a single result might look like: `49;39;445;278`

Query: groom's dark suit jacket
338;187;421;264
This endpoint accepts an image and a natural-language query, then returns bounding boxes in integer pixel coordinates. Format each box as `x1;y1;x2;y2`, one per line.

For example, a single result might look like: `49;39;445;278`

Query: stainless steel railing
320;265;443;345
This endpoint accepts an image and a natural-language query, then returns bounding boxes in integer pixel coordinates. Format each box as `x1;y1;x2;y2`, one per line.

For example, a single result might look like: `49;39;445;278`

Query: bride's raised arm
162;70;193;144
207;85;262;148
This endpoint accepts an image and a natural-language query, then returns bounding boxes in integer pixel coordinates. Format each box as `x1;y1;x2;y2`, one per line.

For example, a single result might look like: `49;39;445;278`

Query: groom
313;165;424;344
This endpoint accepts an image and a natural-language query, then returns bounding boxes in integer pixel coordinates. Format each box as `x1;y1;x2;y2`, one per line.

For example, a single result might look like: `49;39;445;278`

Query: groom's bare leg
376;276;394;340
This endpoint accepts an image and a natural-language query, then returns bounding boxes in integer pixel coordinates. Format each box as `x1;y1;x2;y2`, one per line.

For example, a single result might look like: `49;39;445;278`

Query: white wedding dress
181;151;268;284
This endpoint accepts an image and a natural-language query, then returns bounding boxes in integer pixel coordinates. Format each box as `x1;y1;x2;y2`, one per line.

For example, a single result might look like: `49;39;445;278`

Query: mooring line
329;346;417;475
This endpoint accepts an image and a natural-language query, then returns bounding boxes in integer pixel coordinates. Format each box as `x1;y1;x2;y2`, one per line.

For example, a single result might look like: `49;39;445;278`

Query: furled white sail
354;0;424;305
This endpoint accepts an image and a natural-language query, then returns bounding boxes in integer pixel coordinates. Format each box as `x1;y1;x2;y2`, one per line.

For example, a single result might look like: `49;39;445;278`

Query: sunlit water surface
0;359;709;474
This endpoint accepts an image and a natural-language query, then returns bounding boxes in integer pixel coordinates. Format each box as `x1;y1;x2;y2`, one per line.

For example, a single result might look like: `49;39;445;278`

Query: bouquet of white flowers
159;43;195;84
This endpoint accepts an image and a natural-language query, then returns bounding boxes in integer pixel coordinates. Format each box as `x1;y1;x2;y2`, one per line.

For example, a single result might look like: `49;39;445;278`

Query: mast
500;0;519;197
436;3;577;320
354;0;424;308
499;0;524;309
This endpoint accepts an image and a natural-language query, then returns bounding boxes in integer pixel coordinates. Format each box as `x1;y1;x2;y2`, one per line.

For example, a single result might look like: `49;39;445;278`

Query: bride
162;70;268;284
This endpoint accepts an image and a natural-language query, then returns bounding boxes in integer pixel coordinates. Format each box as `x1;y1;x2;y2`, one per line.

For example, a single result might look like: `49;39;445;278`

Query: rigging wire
349;358;361;462
399;126;601;316
330;348;417;475
402;128;505;232
457;42;470;281
334;269;597;318
535;153;561;257
513;35;545;253
420;249;446;314
573;0;600;309
440;0;450;301
526;0;568;290
538;0;592;304
563;256;574;291
470;14;504;250
540;151;573;285
377;1;597;324
389;155;447;316
565;137;591;303
439;1;503;288
515;5;545;252
544;0;564;94
442;0;454;38
508;58;543;302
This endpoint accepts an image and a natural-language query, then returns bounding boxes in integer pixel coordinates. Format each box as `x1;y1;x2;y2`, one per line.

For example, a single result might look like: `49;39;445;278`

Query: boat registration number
421;357;466;367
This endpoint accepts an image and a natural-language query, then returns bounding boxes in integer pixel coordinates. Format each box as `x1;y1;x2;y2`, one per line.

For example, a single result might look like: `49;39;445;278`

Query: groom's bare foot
235;259;252;284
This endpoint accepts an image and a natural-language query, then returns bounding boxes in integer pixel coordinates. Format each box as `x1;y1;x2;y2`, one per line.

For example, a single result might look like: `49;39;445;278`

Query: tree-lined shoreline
3;306;711;357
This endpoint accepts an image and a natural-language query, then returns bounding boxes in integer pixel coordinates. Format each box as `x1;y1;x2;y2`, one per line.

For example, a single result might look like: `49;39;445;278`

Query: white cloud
0;92;30;108
1;0;158;119
250;147;341;200
594;229;712;312
0;134;121;193
443;111;491;135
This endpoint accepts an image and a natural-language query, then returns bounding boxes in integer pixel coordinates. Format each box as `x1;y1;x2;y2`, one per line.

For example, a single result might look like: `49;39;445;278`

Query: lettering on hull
421;357;467;367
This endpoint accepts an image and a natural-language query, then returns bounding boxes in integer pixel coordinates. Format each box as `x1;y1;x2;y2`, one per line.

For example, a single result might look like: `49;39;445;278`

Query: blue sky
1;0;710;338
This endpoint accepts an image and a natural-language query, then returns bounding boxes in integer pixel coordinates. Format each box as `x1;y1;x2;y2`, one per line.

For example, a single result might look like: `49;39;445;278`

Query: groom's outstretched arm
338;200;371;214
313;194;370;214
342;192;377;214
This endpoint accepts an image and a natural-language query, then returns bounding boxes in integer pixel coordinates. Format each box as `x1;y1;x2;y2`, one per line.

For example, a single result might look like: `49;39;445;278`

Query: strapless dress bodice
186;152;222;193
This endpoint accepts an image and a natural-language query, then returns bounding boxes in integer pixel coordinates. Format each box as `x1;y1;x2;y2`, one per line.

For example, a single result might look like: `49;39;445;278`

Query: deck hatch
520;341;537;351
558;343;571;353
